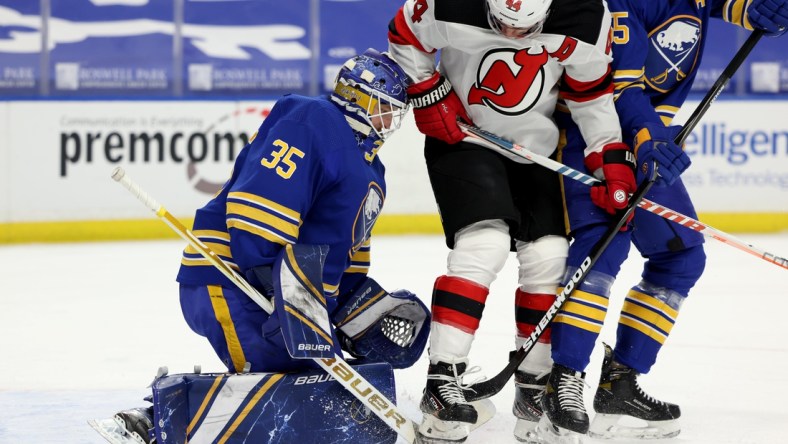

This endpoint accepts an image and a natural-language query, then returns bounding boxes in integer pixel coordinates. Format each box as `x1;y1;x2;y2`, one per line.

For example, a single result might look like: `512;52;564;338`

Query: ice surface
1;234;787;443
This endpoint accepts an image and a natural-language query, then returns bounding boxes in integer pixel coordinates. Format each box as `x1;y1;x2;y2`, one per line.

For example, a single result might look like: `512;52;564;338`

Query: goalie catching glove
332;278;430;369
408;72;472;144
585;142;637;228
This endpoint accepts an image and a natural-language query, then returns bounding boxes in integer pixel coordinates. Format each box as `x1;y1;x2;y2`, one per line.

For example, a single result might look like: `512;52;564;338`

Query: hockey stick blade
464;173;658;401
459;123;787;271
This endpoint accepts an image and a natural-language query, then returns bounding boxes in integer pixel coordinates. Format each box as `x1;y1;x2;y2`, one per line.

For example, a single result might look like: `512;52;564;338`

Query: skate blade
534;415;585;444
418;414;471;443
514;417;543;443
469;399;496;431
88;418;141;444
589;413;680;440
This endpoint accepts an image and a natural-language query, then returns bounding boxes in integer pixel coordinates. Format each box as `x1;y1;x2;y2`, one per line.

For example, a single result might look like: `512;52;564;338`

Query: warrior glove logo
468;48;548;116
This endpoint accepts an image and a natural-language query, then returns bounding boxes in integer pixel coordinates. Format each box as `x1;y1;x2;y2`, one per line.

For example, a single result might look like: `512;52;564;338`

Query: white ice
1;233;787;443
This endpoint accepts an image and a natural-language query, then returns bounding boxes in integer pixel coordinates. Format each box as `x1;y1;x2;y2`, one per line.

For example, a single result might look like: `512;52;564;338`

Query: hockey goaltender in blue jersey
90;50;440;444
176;93;386;311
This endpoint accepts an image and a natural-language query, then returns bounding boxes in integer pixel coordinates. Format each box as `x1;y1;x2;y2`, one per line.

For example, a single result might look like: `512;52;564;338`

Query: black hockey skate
512;369;549;443
418;361;478;443
535;363;588;443
589;343;681;440
114;407;155;444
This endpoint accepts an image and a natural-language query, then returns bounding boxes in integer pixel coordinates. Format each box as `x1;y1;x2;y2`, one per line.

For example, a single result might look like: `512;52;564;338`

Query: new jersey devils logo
468;48;548;116
506;0;522;12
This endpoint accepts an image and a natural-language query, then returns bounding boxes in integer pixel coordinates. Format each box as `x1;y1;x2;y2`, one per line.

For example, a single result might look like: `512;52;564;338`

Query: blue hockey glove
633;123;691;186
246;265;275;298
748;0;788;36
332;278;430;369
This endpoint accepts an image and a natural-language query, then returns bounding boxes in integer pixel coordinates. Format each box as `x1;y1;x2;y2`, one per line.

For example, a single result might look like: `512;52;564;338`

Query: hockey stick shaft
460;124;787;271
677;30;763;144
464;171;657;402
111;167;418;443
463;31;767;401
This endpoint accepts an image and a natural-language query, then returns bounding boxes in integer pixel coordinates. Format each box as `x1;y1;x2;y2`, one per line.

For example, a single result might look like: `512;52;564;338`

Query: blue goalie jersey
608;0;753;137
176;94;385;299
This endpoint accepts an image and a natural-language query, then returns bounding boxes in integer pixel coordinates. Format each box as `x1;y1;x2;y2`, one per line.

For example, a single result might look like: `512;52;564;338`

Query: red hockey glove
407;72;472;144
585;142;637;228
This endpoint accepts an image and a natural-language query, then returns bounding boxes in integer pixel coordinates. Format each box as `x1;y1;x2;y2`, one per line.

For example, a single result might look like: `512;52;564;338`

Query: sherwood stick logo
522;256;592;349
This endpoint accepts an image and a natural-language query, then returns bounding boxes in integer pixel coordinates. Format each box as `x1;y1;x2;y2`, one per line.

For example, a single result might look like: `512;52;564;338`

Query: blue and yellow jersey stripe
619;288;679;345
226;191;302;246
722;0;755;29
613;69;646;100
345;240;371;275
181;229;236;269
554;288;610;334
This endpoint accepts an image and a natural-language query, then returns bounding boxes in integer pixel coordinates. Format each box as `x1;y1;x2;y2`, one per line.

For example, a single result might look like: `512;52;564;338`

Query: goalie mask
330;48;411;160
486;0;552;39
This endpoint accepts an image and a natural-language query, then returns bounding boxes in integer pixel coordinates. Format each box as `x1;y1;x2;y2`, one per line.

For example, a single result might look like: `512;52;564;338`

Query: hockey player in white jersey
388;0;637;442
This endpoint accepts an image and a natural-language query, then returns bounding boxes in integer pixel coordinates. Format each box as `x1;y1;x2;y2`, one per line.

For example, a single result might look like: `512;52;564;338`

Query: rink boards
0;99;786;243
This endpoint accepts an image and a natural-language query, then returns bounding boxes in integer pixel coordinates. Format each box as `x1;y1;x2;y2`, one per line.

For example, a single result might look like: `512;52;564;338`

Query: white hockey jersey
389;0;623;158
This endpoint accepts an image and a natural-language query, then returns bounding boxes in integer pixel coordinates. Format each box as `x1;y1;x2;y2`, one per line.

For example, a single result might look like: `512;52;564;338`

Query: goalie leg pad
151;362;397;444
333;277;429;369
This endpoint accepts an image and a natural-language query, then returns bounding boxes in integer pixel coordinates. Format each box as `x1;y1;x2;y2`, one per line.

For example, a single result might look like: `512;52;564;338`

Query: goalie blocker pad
273;243;337;359
150;362;397;444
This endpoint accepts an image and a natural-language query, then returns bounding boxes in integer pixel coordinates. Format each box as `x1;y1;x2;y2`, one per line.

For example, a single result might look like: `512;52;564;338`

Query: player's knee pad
643;245;706;296
447;219;511;287
515;235;568;293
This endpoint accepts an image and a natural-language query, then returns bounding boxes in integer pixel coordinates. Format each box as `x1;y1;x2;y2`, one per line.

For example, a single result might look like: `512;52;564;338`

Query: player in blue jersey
540;0;788;441
109;49;432;444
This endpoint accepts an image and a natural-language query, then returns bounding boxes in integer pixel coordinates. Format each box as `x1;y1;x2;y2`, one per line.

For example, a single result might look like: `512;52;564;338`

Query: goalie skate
88;407;154;444
589;343;680;440
88;418;151;444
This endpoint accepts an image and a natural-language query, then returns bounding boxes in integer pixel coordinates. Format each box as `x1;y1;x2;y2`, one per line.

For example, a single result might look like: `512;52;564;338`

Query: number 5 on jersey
261;139;305;179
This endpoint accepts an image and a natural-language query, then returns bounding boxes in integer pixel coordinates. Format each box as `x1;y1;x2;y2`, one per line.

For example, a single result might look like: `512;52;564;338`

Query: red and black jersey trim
388;7;430;53
559;66;614;103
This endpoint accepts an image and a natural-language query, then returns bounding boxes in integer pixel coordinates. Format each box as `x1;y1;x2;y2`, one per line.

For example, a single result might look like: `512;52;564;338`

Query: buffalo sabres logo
646;17;702;91
467;48;547;116
349;399;373;424
352;183;384;252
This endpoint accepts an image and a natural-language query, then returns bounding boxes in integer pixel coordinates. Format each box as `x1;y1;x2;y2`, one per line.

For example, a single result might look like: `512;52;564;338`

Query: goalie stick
462;30;767;402
110;167;420;443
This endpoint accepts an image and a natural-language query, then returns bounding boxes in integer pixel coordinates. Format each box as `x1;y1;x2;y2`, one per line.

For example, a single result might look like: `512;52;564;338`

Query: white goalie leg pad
589;414;681;440
515;235;569;295
447;219;511;288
